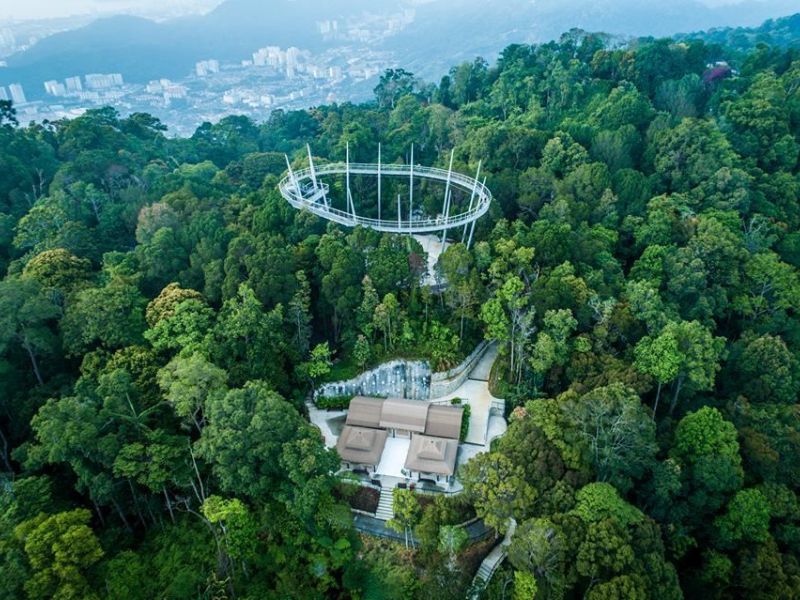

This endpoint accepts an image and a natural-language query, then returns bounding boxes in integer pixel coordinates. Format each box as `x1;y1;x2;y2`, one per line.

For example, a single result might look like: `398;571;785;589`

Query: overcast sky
0;0;776;20
0;0;222;21
0;0;767;22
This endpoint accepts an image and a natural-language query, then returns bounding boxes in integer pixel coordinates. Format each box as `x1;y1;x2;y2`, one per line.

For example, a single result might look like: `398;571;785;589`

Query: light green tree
633;327;681;417
388;488;421;549
15;509;104;600
460;452;536;533
438;525;468;571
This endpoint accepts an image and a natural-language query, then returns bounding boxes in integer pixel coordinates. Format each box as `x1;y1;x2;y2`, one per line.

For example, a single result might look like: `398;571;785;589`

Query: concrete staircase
375;487;394;521
469;518;517;598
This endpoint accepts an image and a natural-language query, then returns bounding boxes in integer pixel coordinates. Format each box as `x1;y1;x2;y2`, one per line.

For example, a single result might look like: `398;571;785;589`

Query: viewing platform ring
278;161;492;235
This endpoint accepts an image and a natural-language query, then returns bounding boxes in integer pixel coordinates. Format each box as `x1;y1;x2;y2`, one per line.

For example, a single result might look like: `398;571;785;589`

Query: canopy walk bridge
279;144;492;249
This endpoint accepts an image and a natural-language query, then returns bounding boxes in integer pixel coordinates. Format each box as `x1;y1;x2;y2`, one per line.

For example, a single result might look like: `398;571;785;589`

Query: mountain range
1;0;798;98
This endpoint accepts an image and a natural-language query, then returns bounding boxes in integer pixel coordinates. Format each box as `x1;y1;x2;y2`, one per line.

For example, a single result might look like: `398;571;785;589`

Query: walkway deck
470;519;516;598
353;512;493;545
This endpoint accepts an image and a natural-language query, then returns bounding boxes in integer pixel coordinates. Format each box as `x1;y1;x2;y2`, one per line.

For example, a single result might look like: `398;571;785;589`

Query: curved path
279;161;492;234
430;344;505;446
352;513;493;546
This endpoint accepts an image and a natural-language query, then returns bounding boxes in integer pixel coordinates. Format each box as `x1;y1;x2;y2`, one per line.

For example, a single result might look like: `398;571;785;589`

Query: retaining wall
316;341;489;402
316;359;431;400
429;340;490;398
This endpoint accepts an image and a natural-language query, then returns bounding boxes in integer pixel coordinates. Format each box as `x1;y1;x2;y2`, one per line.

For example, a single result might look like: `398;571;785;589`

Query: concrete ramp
468;344;497;382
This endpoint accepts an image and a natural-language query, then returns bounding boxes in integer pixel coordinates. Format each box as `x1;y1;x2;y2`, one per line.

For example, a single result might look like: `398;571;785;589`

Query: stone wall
316;360;431;400
429;341;489;399
315;341;490;402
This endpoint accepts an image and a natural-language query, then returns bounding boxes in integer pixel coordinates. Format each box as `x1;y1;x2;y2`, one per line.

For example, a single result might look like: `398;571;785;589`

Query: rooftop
379;398;429;433
405;433;459;476
337;425;388;466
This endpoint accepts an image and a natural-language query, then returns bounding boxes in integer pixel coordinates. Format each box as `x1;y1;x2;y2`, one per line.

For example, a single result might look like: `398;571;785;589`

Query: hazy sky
0;0;222;21
0;0;763;21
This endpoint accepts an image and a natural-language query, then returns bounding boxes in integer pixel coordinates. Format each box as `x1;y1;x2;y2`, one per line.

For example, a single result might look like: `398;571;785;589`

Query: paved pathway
413;234;445;286
430;344;502;445
470;519;516;598
307;403;345;449
353;512;493;546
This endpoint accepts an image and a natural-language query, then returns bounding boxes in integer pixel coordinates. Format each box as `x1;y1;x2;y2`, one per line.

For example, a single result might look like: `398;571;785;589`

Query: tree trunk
669;376;685;415
0;426;12;473
163;487;176;524
111;497;133;531
21;335;44;386
652;382;662;421
92;498;107;527
127;479;147;528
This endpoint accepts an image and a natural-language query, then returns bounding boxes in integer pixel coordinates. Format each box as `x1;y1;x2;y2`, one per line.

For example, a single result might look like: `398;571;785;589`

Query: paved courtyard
429;344;501;445
375;437;411;478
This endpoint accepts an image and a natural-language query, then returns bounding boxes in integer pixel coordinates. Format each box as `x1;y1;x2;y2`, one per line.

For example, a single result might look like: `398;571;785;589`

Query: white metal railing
278;161;492;234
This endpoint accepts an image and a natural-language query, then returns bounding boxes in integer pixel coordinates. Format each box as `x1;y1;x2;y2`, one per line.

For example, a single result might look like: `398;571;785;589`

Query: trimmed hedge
315;394;352;410
450;398;471;441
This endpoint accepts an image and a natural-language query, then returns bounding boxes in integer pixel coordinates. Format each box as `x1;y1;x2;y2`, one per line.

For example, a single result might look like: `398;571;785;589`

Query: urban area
0;9;413;134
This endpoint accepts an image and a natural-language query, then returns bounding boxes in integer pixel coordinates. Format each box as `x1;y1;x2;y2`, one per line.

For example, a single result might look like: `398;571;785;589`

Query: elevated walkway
279;146;491;239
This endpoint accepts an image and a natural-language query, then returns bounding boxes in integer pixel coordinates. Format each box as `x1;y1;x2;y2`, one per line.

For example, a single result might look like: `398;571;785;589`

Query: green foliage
315;394;353;410
62;276;148;356
573;483;645;528
1;25;800;600
714;488;772;548
513;571;538;600
460;452;537;532
14;509;103;600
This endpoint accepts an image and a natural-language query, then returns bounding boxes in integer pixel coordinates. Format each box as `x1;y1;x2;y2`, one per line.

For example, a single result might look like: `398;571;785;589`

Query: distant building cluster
7;83;26;105
0;28;16;52
85;73;124;90
43;73;122;98
4;8;406;135
195;59;220;77
316;20;339;35
146;79;188;102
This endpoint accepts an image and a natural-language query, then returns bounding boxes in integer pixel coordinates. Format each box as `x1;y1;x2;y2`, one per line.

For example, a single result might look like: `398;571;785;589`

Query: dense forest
1;25;800;600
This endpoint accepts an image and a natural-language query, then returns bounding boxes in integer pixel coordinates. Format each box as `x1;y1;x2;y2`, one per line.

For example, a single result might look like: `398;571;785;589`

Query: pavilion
335;396;464;485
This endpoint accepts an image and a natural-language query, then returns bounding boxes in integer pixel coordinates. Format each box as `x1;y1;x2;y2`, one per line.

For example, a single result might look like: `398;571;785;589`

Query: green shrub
448;398;470;441
460;403;471;441
315;394;352;410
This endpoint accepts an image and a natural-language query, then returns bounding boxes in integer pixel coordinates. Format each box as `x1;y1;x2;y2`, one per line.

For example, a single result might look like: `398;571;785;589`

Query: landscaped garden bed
334;482;380;513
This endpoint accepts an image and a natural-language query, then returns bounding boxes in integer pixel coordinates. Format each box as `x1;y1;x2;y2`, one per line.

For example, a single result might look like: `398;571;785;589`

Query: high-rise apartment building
9;83;26;105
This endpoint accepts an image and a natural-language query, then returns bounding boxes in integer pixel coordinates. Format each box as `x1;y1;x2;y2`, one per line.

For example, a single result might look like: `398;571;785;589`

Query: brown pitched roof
424;405;463;440
345;396;385;428
336;426;388;466
404;433;459;476
379;398;428;432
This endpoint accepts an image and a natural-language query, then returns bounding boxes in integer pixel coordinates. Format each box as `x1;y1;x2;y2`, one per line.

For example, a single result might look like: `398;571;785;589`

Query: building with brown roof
336;426;388;473
379;398;429;437
425;404;464;440
345;396;385;428
404;433;459;484
336;396;464;485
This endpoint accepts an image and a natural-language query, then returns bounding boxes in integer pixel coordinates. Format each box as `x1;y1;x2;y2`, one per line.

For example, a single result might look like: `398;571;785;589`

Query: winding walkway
469;519;517;598
352;512;493;547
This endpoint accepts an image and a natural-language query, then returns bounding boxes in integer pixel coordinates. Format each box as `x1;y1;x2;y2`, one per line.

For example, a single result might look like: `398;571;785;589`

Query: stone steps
375;488;394;521
476;562;493;581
